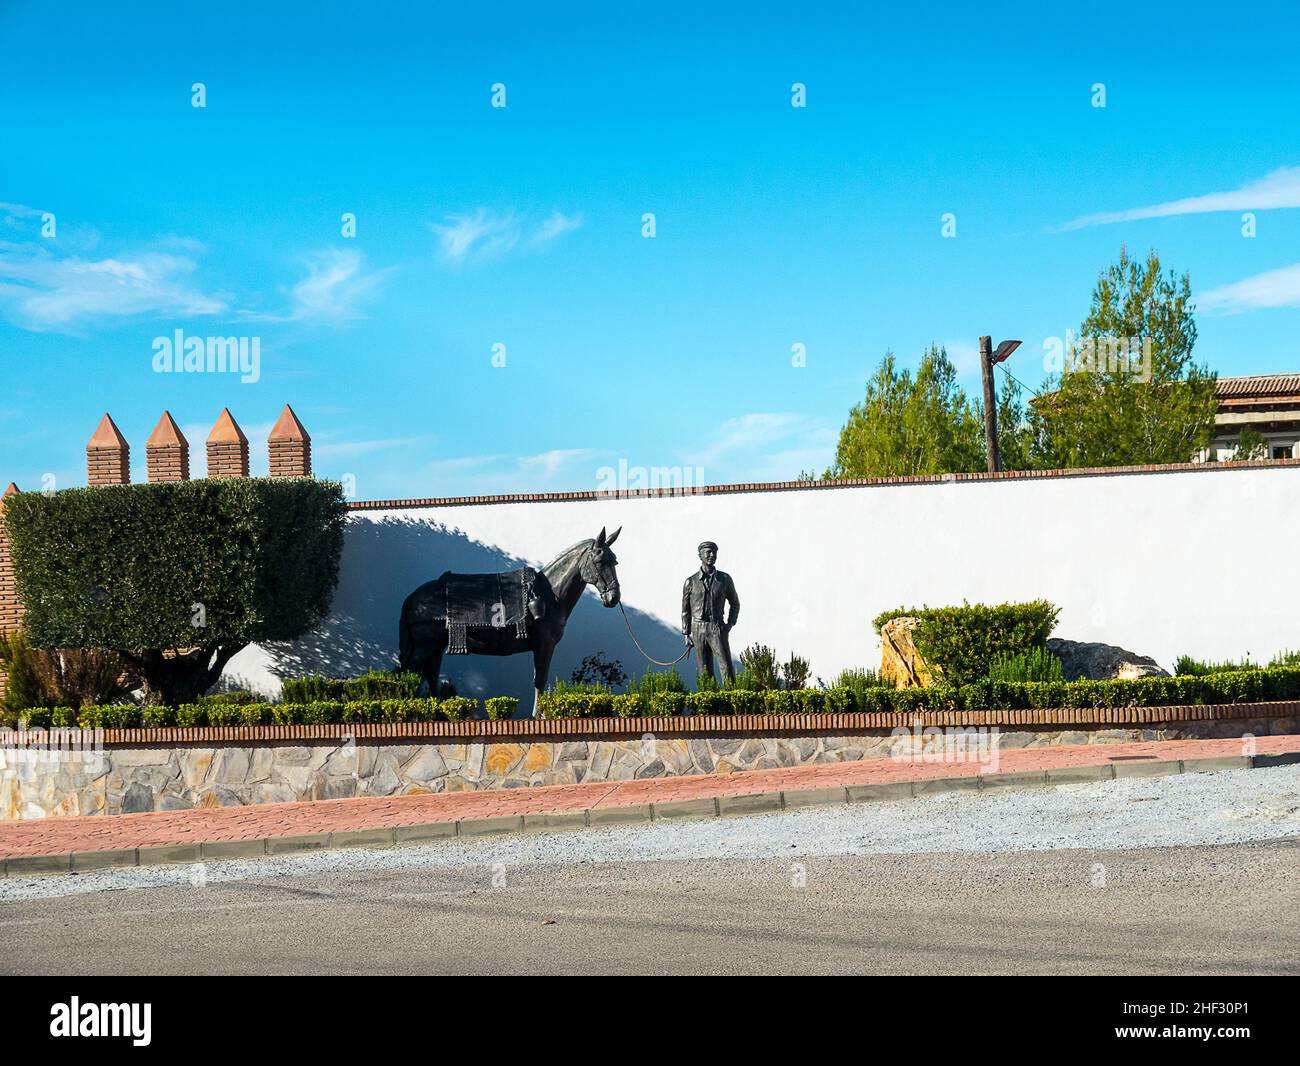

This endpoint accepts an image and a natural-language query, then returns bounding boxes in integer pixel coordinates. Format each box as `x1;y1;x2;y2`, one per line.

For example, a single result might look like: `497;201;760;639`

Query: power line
996;361;1042;398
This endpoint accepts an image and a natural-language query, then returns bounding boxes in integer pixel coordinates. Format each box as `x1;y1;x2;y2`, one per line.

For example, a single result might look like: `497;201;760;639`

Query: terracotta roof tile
1215;374;1300;398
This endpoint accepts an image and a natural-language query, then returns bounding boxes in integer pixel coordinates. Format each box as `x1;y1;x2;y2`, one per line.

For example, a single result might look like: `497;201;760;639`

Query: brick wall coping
345;457;1300;510
3;700;1295;747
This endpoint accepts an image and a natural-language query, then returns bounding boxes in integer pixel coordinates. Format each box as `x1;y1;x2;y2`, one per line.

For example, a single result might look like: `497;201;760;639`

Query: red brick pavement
1;734;1295;859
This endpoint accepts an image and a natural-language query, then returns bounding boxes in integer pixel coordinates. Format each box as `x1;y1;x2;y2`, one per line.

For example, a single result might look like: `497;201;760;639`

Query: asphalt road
2;839;1297;975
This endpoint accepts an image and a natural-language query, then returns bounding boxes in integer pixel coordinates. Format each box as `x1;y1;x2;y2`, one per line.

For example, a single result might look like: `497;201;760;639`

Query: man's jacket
681;569;740;633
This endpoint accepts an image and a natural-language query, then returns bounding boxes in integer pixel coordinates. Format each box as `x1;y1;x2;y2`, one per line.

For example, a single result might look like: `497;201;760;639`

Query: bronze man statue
682;540;740;685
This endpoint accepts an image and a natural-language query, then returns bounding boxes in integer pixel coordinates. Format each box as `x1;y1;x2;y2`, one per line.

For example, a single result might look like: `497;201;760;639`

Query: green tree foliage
1032;247;1217;466
1230;427;1268;460
829;346;985;477
4;478;348;706
0;630;51;719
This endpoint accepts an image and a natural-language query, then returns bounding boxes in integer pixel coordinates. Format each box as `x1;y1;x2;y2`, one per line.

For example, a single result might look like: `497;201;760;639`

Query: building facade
1202;374;1300;461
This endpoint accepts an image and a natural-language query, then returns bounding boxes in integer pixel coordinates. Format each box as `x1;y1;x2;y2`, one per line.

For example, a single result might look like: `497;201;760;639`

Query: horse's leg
531;639;555;719
427;635;446;699
406;623;445;697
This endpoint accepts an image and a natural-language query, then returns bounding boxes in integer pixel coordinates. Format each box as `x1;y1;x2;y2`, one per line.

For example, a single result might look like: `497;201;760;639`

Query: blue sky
2;0;1299;499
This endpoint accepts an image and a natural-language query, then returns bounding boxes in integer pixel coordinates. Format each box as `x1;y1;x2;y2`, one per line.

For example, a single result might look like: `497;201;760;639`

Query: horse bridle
585;546;620;599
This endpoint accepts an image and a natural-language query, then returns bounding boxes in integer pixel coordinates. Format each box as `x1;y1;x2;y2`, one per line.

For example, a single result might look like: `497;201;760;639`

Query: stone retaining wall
3;708;1295;820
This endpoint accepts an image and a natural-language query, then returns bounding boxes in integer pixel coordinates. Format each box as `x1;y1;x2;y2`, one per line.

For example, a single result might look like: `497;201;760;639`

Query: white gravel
3;764;1299;903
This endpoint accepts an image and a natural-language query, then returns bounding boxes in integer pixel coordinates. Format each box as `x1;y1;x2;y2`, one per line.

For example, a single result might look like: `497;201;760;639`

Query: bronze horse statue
398;527;621;717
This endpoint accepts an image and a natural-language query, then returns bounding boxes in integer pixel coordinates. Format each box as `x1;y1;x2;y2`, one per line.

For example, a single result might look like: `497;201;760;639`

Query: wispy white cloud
245;248;391;324
0;238;226;333
431;208;583;264
1198;262;1300;315
423;447;595;493
520;447;595;477
532;211;584;246
432;209;520;263
685;413;837;479
1058;166;1300;231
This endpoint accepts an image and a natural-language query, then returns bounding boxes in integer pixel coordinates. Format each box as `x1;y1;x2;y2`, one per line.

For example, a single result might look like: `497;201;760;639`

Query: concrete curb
2;750;1294;878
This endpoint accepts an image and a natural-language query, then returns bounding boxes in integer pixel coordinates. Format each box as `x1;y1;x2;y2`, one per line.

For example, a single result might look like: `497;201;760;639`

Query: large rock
879;616;936;689
1047;638;1169;681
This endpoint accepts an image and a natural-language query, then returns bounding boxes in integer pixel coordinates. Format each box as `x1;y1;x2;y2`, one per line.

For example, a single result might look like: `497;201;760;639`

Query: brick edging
4;700;1297;747
345;458;1300;510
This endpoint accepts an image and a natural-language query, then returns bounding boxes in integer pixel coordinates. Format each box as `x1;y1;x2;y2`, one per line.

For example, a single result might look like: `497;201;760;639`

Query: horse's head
580;526;621;607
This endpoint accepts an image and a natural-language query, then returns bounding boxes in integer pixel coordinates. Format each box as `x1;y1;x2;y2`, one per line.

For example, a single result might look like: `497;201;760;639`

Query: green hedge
14;667;1300;728
4;478;347;655
873;601;1060;686
20;696;475;729
281;670;424;703
539;666;1300;719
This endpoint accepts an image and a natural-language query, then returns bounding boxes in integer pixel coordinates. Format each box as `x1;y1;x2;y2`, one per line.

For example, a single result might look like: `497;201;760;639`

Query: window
1272;444;1295;460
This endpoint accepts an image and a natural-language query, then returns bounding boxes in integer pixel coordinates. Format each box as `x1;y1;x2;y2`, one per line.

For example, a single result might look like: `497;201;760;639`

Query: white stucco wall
224;464;1300;701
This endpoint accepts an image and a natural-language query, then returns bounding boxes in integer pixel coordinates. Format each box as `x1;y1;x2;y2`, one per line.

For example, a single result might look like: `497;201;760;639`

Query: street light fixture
979;336;1022;473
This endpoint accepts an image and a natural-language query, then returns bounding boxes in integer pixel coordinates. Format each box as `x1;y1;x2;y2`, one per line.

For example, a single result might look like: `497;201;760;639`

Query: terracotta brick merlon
86;413;130;485
268;404;310;443
146;411;190;483
206;409;249;478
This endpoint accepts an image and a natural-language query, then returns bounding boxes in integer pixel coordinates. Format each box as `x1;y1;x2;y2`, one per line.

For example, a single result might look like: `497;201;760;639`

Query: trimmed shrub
142;704;174;727
203;701;246;726
686;691;732;715
486;697;520;721
539;691;614;719
612;693;644;718
873;601;1060;686
240;702;272;726
175;703;204;727
438;696;476;721
197;690;257;706
281;674;343;703
20;707;52;728
648;691;687;717
75;704;141;728
343;670;422;701
4;478;347;706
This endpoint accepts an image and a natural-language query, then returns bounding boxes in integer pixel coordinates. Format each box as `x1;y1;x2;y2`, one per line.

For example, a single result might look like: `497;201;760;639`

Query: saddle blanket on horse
440;567;538;653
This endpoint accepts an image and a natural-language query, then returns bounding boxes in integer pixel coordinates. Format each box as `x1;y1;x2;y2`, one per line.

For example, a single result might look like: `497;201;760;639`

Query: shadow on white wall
255;516;691;702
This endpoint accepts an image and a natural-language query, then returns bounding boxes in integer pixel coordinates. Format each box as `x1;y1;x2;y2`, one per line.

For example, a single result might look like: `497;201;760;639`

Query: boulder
879;616;937;689
1047;638;1169;682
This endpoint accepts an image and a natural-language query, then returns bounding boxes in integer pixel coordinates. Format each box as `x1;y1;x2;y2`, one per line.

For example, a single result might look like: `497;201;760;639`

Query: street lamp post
979;336;1022;473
